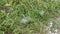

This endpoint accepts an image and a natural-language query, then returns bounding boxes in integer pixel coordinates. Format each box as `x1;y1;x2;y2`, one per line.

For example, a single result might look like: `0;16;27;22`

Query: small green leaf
0;31;4;34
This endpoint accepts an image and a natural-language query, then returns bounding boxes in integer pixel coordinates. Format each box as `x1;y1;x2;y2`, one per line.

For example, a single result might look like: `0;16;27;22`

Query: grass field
0;0;60;34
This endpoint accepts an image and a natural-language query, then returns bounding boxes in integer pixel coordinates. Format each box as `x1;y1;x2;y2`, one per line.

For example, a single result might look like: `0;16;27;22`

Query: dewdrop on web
39;10;45;16
20;17;32;24
21;18;28;24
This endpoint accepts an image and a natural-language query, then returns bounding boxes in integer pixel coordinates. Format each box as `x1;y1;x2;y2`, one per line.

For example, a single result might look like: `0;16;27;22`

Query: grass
0;0;60;34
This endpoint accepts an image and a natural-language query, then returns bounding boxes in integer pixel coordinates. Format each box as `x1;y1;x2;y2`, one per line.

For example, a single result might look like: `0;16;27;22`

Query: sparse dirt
46;17;60;34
